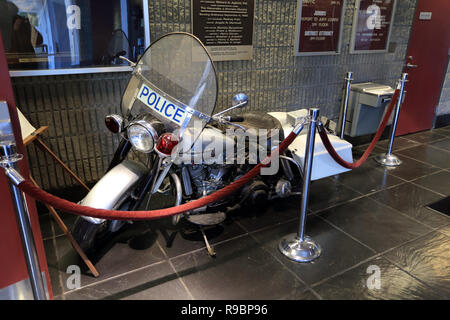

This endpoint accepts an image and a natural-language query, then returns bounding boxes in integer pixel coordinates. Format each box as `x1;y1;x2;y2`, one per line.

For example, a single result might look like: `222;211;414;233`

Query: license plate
137;84;187;126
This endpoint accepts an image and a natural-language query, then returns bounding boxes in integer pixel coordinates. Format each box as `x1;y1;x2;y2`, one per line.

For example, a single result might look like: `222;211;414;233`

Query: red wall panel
0;34;52;298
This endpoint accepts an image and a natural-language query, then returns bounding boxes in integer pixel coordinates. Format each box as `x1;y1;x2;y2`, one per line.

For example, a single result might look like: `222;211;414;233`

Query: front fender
79;160;148;224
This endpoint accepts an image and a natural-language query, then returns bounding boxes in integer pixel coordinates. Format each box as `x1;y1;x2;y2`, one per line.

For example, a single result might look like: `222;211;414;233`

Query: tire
71;172;182;253
71;217;107;253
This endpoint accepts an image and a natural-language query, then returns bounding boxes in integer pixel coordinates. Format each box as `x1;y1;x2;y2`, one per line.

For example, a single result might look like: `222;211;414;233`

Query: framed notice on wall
350;0;397;53
295;0;346;56
191;0;255;61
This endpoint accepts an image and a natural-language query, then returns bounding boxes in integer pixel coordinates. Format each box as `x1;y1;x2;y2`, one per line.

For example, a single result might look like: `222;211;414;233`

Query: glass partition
0;0;148;75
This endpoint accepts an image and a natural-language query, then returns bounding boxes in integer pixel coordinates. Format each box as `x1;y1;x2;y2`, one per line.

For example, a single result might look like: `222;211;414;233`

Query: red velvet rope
17;131;299;221
318;89;400;169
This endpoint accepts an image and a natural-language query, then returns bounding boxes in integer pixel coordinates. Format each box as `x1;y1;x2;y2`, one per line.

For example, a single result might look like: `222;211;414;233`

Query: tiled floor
40;126;450;300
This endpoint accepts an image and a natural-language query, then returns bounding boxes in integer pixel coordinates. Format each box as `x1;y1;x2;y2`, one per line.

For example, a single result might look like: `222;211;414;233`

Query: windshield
121;32;218;146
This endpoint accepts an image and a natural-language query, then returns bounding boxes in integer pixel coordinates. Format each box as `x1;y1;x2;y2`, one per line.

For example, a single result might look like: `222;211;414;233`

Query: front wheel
72;172;183;254
71;217;108;253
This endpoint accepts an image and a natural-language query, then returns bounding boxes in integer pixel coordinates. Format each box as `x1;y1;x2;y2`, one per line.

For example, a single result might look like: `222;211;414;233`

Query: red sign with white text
297;0;344;54
352;0;395;52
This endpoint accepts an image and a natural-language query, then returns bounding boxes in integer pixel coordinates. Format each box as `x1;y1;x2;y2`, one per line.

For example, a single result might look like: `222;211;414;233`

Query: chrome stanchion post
338;71;353;139
0;101;47;300
375;73;408;167
279;108;321;262
1;146;47;300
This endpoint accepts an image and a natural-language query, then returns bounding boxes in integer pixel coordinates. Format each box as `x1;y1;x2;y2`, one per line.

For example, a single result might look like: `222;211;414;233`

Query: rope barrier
12;89;400;221
16;131;299;221
318;89;400;169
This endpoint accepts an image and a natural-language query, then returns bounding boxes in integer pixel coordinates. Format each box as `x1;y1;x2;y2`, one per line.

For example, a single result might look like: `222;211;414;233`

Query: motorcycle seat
232;112;285;153
238;112;283;131
214;112;285;149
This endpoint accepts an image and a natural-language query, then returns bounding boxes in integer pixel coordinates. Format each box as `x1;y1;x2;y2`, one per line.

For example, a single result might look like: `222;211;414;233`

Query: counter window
0;0;147;75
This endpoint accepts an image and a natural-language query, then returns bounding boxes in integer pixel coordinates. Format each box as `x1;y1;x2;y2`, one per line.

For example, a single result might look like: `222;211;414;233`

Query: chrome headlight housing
127;120;159;153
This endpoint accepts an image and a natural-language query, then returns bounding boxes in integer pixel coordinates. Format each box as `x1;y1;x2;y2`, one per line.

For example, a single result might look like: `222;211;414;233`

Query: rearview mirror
232;93;248;108
213;93;249;119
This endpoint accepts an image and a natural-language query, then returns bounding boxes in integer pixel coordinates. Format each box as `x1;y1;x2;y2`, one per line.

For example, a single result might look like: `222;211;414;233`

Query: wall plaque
350;0;397;53
191;0;254;61
295;0;346;56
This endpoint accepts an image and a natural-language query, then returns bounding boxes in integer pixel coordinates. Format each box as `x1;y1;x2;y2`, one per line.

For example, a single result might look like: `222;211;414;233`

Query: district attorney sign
295;0;346;56
191;0;254;61
350;0;397;53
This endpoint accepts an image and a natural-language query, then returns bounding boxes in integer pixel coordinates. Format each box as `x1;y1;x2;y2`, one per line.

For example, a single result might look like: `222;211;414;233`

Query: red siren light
155;132;179;156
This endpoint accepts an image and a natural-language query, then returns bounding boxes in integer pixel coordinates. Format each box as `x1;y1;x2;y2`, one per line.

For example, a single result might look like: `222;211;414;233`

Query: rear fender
79;160;148;224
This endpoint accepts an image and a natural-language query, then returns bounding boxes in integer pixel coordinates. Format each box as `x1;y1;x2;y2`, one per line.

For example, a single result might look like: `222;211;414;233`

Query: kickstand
200;226;216;257
159;227;178;248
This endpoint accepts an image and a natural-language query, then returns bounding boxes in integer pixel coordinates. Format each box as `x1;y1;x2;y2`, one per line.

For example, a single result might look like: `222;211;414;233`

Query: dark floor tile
352;144;385;159
376;137;420;152
383;231;450;297
430;138;450;152
402;130;447;144
370;183;449;228
413;171;450;196
39;212;79;241
318;197;432;253
398;145;450;169
39;214;54;240
46;222;166;293
251;216;374;286
171;235;307;299
438;224;450;238
329;160;403;194
375;154;440;181
54;212;79;236
312;256;442;300
157;218;247;259
427;196;450;216
436;126;450;134
43;239;63;297
64;261;190;300
309;177;362;213
232;196;302;233
282;288;320;300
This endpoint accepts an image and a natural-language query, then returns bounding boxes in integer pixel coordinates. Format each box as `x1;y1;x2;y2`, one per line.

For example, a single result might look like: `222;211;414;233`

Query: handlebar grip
228;116;245;122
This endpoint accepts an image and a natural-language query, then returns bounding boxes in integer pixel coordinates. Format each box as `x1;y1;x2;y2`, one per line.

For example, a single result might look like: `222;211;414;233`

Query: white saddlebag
269;111;353;180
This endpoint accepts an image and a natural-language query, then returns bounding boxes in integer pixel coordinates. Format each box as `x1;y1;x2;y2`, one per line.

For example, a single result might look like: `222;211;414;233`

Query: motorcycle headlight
127;120;159;153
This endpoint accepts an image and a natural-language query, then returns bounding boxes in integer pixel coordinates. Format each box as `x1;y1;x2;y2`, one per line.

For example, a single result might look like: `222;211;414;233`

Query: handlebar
210;115;247;131
224;115;245;122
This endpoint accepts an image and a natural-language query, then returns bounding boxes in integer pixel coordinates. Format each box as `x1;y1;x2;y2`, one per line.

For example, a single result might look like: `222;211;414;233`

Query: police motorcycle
72;32;352;256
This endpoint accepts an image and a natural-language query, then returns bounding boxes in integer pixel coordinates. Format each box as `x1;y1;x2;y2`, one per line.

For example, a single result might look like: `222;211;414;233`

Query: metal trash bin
340;82;395;137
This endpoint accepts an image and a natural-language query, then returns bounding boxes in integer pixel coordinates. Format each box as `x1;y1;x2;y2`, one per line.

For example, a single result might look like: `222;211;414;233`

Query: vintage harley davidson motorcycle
72;32;351;256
